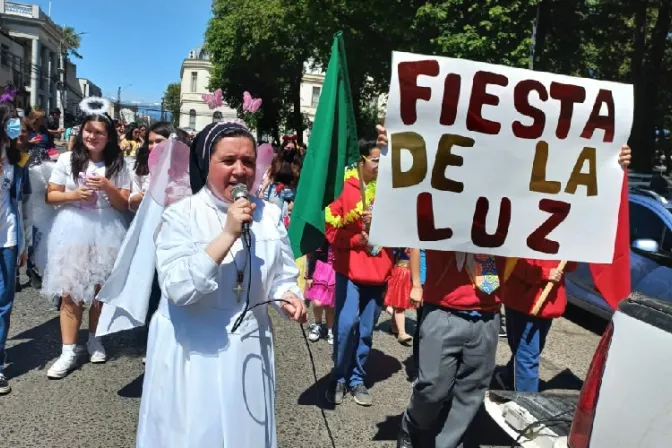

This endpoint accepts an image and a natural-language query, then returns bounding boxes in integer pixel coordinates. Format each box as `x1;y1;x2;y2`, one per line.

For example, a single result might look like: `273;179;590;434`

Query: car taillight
568;321;614;448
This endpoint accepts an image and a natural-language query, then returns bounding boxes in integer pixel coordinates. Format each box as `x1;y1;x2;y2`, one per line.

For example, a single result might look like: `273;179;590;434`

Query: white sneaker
327;329;334;345
47;352;78;379
308;323;323;342
87;338;107;364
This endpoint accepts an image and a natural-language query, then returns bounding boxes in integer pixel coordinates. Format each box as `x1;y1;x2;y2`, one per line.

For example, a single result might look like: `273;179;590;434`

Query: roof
188;45;209;61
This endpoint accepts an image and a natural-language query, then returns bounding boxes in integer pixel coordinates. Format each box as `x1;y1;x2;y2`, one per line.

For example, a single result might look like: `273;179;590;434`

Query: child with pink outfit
304;240;335;344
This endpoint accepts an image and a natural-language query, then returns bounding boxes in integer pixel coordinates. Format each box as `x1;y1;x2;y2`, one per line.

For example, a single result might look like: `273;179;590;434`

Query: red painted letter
512;80;548;139
471;197;512;248
550;82;586;139
417;192;453;241
466;71;508;135
526;199;571;254
440;74;461;126
580;89;615;143
398;60;440;125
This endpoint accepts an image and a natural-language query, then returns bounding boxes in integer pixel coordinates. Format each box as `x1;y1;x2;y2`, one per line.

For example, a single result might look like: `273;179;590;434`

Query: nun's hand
280;292;307;323
224;198;256;238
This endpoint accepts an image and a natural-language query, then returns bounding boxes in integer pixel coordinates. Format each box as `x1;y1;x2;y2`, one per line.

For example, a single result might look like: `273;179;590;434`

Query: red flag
589;170;631;309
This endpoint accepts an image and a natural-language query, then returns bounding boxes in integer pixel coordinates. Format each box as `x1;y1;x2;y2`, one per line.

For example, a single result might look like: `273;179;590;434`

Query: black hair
359;139;377;158
134;121;176;176
70;114;125;183
0;103;20;165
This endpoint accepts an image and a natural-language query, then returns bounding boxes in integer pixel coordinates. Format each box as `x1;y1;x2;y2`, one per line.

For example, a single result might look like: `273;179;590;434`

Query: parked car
485;293;672;447
566;192;672;319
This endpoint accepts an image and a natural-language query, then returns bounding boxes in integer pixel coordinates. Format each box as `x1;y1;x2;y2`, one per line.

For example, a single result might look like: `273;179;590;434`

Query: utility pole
58;40;65;129
116;86;121;120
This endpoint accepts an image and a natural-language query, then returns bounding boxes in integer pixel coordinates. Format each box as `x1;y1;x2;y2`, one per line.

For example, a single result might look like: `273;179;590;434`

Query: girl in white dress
137;121;307;448
42;97;131;379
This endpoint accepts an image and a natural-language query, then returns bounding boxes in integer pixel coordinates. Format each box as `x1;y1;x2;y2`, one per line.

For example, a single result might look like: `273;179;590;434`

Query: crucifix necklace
230;253;247;303
214;207;249;303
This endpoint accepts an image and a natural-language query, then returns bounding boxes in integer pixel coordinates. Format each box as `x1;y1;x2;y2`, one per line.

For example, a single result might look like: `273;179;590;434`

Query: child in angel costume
42;97;132;379
96;120;306;448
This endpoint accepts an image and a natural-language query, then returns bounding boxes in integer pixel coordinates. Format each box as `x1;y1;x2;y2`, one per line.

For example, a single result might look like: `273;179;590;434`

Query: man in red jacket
325;139;394;407
497;259;577;392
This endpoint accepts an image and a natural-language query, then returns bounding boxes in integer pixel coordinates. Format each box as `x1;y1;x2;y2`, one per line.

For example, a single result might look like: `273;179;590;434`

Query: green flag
288;32;359;258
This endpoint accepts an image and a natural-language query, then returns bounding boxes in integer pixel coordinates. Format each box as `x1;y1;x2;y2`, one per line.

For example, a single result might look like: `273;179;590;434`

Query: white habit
136;186;301;448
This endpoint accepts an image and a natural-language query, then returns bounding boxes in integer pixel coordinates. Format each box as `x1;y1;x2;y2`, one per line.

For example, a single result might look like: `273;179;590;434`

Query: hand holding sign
370;52;633;263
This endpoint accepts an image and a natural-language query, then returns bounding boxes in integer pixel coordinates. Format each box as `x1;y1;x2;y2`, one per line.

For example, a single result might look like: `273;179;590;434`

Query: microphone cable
231;232;337;448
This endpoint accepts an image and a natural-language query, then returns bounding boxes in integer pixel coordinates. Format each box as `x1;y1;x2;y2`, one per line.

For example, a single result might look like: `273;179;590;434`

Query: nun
136;121;307;447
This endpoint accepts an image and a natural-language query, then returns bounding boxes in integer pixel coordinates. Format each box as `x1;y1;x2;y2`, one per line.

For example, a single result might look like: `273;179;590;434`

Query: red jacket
325;176;393;285
501;258;578;319
423;251;515;313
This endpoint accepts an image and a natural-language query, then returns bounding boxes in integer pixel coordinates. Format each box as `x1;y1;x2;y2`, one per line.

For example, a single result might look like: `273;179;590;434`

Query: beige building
178;45;326;139
179;46;237;131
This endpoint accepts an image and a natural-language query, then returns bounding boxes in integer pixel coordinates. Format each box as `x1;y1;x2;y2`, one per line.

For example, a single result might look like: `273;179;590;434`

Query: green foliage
163;83;181;127
62;26;83;59
205;0;672;171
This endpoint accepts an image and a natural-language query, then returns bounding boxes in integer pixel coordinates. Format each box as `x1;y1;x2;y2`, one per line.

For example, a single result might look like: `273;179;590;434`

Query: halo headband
79;96;112;120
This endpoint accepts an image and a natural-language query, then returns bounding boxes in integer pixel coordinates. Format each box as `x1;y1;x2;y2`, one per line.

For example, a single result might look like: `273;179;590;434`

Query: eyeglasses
363;156;380;165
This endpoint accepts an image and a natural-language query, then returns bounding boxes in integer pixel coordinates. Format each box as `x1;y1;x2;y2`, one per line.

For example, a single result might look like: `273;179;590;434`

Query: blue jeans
331;273;385;388
0;246;18;373
505;307;553;392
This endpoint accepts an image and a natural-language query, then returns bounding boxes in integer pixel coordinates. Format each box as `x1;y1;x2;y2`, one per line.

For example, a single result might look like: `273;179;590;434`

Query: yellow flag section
325;167;376;228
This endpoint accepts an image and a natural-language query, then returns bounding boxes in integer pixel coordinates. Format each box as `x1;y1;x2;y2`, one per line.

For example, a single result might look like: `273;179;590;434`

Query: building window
190;72;198;92
311;86;321;108
213;111;222;123
189;109;196;129
0;45;8;67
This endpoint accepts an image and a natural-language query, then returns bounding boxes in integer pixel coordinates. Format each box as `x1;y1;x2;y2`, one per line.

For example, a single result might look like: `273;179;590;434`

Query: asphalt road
0;272;606;448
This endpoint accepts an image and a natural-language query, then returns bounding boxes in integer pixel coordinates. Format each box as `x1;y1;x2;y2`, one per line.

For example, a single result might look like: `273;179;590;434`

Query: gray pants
401;303;500;448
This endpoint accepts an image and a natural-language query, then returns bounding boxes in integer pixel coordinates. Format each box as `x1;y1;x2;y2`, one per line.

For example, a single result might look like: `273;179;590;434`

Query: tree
62;26;83;59
163;83;181;127
205;0;298;141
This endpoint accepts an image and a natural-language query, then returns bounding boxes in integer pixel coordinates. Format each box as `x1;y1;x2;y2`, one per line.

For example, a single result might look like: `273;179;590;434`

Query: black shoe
397;429;414;448
29;270;42;289
325;382;346;405
0;374;11;395
499;317;507;338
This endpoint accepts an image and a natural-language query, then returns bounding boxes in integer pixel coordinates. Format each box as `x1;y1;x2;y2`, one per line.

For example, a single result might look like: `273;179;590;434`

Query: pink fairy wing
252;143;275;193
214;89;223;104
148;139;192;207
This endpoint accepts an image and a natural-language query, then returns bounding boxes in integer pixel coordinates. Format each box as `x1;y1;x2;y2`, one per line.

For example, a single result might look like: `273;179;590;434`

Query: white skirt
41;205;129;304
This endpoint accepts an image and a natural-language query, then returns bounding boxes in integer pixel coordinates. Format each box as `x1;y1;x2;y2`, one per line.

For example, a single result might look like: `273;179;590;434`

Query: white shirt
49;152;131;209
0;160;16;247
131;171;150;198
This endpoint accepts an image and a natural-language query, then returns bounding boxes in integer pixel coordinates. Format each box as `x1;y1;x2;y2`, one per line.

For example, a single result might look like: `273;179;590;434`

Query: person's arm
67;135;75;151
156;203;230;306
267;206;306;320
409;249;421;287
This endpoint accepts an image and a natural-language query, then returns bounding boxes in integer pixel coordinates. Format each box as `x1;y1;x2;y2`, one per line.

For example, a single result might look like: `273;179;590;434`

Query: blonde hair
26;109;46;131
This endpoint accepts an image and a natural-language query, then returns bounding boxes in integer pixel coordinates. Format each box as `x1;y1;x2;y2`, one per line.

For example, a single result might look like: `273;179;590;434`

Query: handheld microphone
231;183;251;235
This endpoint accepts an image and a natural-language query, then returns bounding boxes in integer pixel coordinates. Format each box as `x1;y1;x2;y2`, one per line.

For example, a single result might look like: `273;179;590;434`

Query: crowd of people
0;92;633;448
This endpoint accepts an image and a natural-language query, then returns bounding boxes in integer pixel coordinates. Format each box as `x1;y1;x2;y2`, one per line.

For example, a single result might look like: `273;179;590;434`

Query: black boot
397;428;414;448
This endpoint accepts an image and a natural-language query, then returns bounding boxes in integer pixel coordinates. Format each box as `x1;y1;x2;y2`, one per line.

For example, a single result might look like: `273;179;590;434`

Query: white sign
370;52;633;263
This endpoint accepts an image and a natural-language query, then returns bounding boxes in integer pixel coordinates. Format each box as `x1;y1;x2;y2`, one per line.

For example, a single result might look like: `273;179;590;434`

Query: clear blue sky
31;0;212;104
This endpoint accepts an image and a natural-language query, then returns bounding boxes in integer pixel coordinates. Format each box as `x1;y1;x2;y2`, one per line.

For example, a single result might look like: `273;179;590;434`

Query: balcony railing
4;2;36;18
